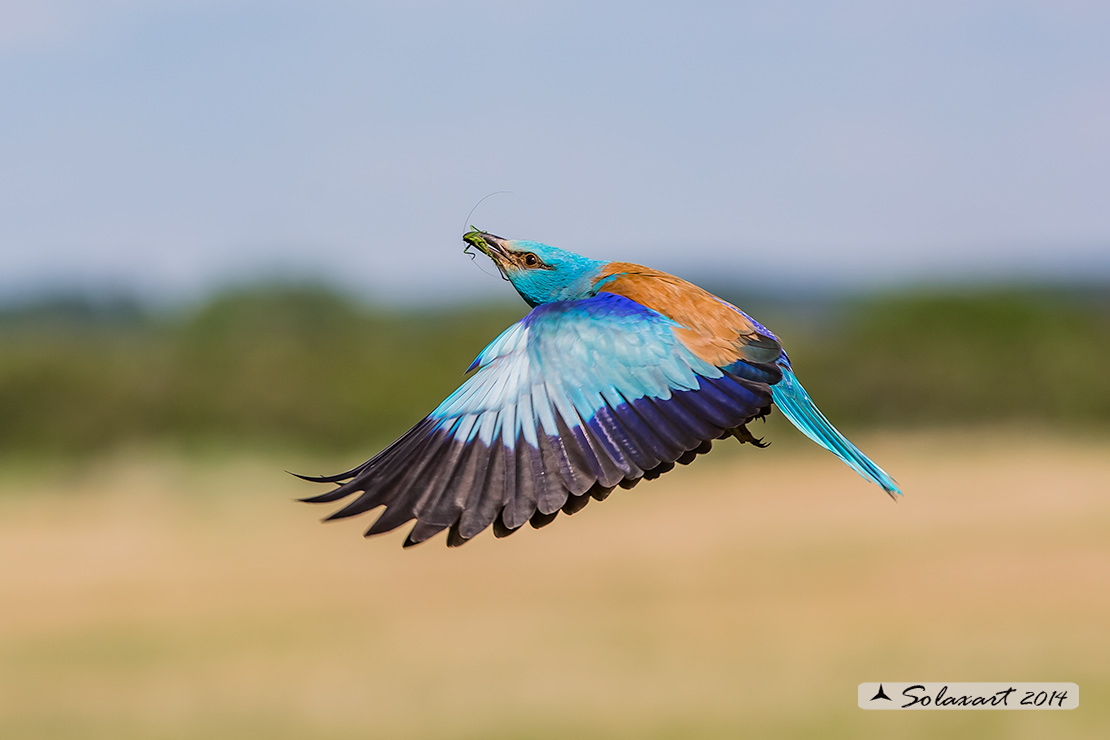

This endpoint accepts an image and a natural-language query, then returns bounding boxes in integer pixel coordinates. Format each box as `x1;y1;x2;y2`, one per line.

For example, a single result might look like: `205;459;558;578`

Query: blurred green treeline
1;282;1108;457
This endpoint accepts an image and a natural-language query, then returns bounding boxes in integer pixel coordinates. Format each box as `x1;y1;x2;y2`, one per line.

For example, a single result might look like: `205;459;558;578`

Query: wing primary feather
360;434;460;534
301;417;438;504
566;415;627;489
504;434;541;530
611;389;679;464
590;405;651;475
571;387;640;479
546;407;601;495
663;388;726;441
319;476;397;518
676;439;714;465
335;430;456;524
680;377;753;428
458;437;511;540
412;436;490;547
590;484;615;501
402;434;476;533
492;512;523;538
637;395;701;451
435;435;489;531
562;492;590;516
447;522;468;547
545;379;624;489
403;520;449;547
642;461;675;480
529;509;559;529
533;433;575;514
290;468;364;484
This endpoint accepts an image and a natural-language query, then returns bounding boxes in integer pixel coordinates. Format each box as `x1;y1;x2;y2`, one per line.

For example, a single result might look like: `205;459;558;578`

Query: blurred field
3;284;1109;455
2;429;1107;739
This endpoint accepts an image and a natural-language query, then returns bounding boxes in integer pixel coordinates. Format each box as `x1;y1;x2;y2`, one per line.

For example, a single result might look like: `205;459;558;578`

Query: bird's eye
523;253;539;267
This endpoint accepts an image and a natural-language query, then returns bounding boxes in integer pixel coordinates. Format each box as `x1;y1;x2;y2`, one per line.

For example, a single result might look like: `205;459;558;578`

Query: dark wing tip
402;520;450;548
288;470;345;484
299;488;358;504
492;514;523;538
287;465;368;484
529;510;559;530
446;523;471;547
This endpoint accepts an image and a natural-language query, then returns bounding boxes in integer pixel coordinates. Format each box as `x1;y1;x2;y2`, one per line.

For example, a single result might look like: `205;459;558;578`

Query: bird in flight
299;230;900;547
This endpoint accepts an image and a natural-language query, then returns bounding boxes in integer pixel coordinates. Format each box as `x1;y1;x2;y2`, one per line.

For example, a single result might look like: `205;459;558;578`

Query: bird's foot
732;425;769;448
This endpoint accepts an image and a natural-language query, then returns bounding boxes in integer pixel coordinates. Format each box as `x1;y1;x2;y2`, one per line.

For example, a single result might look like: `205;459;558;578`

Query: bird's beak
463;229;512;270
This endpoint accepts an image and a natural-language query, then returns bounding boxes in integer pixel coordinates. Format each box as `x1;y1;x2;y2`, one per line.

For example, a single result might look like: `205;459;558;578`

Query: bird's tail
770;365;902;498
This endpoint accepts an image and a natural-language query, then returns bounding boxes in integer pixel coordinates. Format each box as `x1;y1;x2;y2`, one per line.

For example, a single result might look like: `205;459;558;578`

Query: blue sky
2;1;1108;303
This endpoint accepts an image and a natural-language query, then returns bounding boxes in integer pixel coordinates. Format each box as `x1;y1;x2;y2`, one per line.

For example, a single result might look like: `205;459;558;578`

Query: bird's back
593;262;784;367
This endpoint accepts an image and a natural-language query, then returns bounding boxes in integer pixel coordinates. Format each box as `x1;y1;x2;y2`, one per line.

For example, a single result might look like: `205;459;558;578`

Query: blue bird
299;230;901;547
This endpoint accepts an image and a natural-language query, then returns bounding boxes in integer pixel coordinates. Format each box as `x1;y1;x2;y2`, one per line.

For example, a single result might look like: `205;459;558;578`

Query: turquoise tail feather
770;366;902;498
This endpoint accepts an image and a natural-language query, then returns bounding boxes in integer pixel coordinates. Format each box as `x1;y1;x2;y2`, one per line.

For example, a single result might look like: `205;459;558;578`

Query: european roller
299;230;901;547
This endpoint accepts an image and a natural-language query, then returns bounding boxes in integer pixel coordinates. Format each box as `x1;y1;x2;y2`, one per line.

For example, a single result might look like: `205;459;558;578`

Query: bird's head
463;229;607;307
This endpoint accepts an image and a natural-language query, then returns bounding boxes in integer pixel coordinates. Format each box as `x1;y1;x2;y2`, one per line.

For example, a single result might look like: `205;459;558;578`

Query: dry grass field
2;428;1107;739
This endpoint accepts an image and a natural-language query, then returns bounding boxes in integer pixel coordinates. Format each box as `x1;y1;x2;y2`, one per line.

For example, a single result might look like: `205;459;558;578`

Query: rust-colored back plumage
593;262;783;367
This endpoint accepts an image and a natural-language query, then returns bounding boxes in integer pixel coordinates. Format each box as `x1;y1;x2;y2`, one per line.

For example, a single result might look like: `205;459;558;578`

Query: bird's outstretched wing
299;292;781;547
